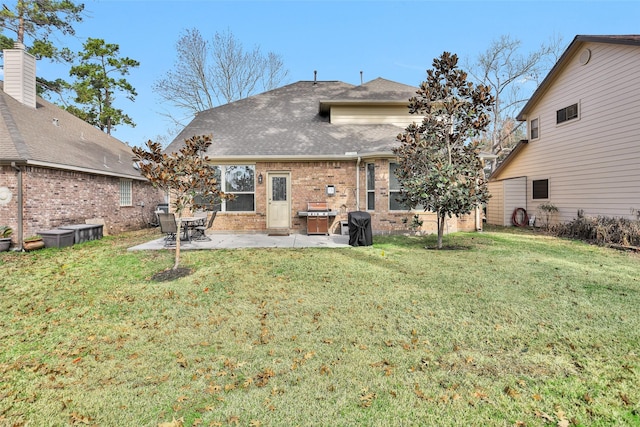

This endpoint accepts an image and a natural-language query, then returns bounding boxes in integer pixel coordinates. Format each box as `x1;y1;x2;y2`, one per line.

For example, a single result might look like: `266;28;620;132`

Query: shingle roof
167;78;417;159
0;83;143;179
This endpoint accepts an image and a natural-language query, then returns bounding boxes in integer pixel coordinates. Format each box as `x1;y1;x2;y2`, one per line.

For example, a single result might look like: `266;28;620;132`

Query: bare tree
466;34;564;169
153;28;289;124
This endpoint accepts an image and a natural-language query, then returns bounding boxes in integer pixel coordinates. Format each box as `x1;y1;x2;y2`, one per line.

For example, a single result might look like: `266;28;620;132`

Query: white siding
487;177;527;226
492;42;640;223
330;105;415;127
2;47;36;108
486;181;504;225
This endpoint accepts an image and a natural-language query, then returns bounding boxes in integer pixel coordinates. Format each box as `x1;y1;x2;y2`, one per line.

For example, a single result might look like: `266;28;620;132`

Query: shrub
553;211;640;247
0;226;13;238
537;202;558;231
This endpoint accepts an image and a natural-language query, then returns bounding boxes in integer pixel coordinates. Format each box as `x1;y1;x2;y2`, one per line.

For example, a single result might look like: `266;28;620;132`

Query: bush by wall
553;212;640;247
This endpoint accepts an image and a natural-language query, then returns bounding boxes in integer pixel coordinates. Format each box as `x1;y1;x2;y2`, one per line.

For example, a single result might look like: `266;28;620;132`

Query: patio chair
158;213;178;246
191;211;216;241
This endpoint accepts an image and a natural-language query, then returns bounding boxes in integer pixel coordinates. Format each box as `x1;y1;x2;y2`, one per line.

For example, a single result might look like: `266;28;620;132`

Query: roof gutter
206;152;395;163
10;162;23;250
24;160;148;181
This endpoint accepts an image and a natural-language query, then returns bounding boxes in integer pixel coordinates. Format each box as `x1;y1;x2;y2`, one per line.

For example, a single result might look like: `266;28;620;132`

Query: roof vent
313;70;317;85
579;48;591;65
52;118;59;127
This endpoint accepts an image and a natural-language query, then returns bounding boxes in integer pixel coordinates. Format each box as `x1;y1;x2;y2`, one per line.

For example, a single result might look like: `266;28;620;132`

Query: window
532;179;549;200
389;163;405;211
556;103;578;124
389;163;420;211
195;165;255;212
119;179;132;206
223;165;255;211
194;166;222;210
366;163;375;210
530;117;539;140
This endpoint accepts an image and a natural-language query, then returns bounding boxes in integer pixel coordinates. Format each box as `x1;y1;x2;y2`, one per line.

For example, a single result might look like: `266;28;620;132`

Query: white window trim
555;101;580;126
218;164;256;212
532;178;550;201
366;163;375;211
119;179;133;207
389;162;405;211
530;116;540;140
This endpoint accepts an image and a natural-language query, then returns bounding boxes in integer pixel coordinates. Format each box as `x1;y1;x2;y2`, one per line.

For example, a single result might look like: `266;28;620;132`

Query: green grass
1;228;639;426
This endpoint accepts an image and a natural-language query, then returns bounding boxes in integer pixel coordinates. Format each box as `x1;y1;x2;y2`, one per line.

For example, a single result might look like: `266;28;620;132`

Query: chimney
2;43;37;108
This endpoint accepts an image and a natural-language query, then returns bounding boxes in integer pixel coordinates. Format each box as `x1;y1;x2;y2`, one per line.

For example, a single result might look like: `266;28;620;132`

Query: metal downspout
10;162;23;250
355;157;361;211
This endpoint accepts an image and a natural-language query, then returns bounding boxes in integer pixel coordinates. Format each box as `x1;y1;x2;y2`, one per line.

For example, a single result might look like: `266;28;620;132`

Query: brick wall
206;159;479;235
0;166;19;238
0;165;164;244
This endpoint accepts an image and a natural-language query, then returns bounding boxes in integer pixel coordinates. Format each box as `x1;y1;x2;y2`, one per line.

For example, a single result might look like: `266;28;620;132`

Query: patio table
179;217;206;241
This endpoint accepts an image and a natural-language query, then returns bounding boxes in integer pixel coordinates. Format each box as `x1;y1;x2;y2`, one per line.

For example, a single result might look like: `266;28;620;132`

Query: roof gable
319;77;417;115
517;35;640;121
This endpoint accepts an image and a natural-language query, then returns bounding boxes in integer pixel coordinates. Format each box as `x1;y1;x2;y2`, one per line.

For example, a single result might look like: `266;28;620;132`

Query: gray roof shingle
167;78;417;159
0;83;143;179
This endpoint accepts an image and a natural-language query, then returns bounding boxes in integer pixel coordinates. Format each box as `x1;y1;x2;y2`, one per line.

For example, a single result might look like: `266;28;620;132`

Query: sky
24;0;640;147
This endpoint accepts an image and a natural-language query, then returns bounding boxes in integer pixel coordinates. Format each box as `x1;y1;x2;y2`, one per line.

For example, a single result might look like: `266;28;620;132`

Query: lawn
1;228;639;426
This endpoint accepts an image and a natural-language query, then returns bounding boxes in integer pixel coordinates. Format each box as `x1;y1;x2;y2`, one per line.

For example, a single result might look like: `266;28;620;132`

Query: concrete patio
128;232;351;251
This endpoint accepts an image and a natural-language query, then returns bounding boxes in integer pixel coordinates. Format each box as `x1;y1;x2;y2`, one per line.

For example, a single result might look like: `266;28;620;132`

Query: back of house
165;76;487;236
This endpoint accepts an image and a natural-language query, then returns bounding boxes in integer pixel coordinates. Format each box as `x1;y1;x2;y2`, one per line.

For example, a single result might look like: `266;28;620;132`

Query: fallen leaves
504;385;520;399
254;368;275;387
359;389;377;408
158;417;183;427
69;412;93;425
175;352;188;368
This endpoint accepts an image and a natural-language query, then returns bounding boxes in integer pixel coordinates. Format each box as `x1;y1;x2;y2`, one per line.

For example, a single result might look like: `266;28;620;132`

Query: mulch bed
424;245;472;250
151;267;193;282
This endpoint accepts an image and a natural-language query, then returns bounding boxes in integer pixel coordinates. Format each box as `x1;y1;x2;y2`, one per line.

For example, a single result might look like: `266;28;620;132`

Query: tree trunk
437;213;445;249
173;217;182;270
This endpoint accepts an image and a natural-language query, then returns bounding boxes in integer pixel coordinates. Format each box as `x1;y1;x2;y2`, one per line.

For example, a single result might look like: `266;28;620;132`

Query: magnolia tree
132;134;227;270
393;52;494;249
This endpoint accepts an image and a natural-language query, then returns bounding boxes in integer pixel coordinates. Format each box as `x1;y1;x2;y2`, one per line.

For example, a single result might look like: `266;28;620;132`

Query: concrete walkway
128;232;351;251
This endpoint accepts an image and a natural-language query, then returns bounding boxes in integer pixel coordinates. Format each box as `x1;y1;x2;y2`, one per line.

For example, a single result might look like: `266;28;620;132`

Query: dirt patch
151;267;193;282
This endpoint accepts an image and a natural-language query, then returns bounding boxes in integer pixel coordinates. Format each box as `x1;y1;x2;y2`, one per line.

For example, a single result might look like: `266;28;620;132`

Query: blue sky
30;0;640;147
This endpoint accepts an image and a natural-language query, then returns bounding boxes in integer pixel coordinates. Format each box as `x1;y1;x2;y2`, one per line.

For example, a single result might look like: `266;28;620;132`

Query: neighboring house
486;35;640;227
0;44;163;249
166;76;484;235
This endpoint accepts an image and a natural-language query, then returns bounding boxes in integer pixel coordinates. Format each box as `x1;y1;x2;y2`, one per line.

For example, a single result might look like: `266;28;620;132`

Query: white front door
267;172;291;229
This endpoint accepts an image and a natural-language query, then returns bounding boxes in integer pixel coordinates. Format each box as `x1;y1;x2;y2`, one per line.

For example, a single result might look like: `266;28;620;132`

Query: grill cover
348;211;372;246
